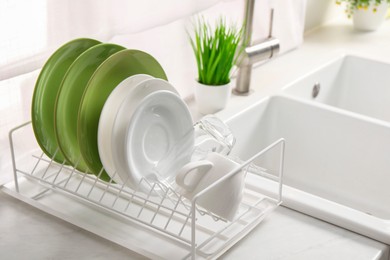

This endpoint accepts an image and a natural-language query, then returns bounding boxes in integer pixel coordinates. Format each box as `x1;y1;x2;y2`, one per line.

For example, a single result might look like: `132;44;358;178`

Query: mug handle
176;160;213;192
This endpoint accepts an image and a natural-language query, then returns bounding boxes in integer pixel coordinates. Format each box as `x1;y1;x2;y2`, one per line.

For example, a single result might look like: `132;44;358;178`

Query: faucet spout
233;2;280;95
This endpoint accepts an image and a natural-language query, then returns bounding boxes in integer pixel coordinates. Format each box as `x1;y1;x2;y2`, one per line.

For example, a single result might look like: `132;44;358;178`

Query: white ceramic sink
226;94;390;244
283;54;390;123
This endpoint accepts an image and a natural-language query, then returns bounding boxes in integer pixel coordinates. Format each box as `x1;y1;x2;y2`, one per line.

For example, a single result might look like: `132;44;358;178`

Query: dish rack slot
4;122;285;259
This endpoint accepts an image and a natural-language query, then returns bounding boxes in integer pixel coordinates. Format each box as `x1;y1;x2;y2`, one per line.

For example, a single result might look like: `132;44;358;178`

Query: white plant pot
194;81;231;115
352;2;388;31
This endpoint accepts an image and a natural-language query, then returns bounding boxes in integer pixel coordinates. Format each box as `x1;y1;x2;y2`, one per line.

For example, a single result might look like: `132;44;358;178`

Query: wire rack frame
7;121;285;259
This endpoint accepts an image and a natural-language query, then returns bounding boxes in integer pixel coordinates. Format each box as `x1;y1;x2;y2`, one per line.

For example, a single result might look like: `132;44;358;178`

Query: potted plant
336;0;390;31
189;18;242;114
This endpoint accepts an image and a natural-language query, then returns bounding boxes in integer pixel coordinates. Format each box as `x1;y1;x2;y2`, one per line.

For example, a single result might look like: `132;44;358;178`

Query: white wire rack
3;121;285;259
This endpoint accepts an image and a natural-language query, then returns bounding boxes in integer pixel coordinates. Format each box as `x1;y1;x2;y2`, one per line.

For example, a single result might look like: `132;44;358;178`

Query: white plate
125;90;194;192
98;74;153;183
111;79;180;187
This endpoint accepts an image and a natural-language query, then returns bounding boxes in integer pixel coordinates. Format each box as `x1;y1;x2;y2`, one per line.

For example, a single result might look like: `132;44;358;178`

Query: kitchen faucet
233;0;280;95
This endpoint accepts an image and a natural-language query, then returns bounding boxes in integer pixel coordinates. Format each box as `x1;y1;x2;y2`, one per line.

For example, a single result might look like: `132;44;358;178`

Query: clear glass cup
192;115;236;161
149;115;236;192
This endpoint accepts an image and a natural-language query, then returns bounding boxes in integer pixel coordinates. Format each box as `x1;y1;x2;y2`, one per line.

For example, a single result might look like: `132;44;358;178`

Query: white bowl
111;79;180;188
98;74;153;183
125;90;194;192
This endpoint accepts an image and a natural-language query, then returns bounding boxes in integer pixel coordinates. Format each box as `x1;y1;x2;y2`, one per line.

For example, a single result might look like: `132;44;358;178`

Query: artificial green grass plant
190;18;242;86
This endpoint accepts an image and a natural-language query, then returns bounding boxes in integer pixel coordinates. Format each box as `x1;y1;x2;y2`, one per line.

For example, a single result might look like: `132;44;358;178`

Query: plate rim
97;74;154;183
77;49;168;181
31;38;101;163
54;42;126;172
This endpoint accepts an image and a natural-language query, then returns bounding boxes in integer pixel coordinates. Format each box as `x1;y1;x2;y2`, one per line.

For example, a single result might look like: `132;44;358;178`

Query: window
0;0;47;79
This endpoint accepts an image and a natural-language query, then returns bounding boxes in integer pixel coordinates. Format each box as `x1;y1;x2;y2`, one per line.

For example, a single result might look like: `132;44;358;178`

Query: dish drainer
2;122;285;259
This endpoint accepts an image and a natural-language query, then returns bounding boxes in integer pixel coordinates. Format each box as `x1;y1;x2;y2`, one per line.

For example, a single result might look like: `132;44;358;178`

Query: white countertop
1;18;390;259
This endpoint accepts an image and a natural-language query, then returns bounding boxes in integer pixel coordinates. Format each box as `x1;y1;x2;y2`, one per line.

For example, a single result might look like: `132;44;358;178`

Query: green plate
31;38;101;163
54;43;125;172
78;49;168;181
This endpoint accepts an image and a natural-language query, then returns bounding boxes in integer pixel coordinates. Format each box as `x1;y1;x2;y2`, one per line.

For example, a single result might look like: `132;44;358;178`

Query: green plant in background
189;17;242;86
336;0;390;17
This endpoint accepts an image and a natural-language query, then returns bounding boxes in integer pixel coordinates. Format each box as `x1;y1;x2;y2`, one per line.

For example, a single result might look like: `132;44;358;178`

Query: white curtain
0;0;307;100
0;0;221;81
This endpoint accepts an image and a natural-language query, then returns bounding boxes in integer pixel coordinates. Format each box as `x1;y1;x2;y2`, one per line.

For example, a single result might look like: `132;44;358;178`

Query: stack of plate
99;76;194;192
31;38;193;188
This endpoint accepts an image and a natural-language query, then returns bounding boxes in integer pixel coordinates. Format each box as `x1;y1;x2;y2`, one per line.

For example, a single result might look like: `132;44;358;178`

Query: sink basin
283;54;390;123
226;95;390;244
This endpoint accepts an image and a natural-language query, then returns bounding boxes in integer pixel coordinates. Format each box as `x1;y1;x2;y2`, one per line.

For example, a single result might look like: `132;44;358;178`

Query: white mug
175;152;245;221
